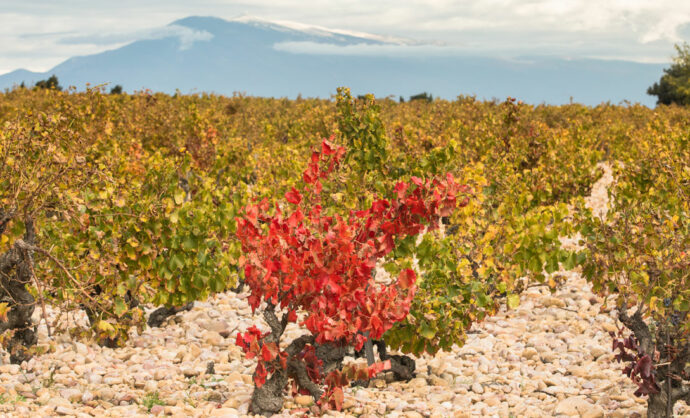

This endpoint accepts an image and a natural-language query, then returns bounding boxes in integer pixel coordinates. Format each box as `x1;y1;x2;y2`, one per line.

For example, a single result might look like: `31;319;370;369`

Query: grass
0;394;26;404
141;391;165;412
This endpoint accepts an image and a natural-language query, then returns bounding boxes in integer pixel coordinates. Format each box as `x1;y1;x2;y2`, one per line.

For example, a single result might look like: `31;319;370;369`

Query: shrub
648;42;690;106
235;138;466;415
576;132;689;417
34;75;62;91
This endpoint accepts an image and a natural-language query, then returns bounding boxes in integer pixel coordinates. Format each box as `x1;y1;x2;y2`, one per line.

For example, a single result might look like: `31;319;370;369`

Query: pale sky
1;0;689;74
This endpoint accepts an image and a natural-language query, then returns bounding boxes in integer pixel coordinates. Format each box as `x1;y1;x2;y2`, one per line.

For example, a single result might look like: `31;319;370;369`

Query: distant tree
399;96;405;103
34;75;62;91
647;42;690;106
110;85;123;94
19;82;25;89
409;92;433;103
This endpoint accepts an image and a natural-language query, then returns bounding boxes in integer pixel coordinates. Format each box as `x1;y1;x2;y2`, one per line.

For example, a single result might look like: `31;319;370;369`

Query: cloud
0;0;688;73
58;25;213;50
274;41;471;57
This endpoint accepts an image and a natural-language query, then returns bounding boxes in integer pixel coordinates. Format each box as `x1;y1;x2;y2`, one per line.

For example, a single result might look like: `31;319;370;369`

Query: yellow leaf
507;294;520;309
96;320;115;333
174;190;185;205
0;303;10;322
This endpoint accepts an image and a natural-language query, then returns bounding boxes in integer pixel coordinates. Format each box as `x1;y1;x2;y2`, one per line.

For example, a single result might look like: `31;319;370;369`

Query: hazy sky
1;0;689;74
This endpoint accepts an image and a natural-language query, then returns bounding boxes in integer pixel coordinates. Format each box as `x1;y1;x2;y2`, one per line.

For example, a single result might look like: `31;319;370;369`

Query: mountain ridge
0;16;664;106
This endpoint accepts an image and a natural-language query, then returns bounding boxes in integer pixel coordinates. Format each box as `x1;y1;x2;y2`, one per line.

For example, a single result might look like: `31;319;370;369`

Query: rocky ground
1;165;688;417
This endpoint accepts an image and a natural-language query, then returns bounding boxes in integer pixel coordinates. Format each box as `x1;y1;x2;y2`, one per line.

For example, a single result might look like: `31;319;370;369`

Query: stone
295;395;314;406
369;378;386;388
96;388;115;401
151;405;165;416
540;352;558;363
0;364;20;374
182;367;199;378
543;386;579;396
202;331;223;346
201;319;232;334
86;372;102;385
601;322;617;333
471;383;484;394
144;380;158;393
223;398;241;409
408;377;428;388
543;297;566;308
59;388;82;403
522;347;539;360
589;345;607;359
81;391;94;403
210;408;239;417
485;397;500;407
48;397;72;408
207;391;223;403
554;396;605;417
428;375;450;387
102;376;122;385
55;406;77;416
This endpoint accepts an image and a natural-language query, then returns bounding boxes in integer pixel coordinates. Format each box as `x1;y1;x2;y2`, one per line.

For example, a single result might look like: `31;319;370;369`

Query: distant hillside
0;16;665;106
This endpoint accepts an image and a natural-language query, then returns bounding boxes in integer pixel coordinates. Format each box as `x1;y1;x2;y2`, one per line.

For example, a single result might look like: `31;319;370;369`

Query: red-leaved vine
234;137;467;415
611;332;661;397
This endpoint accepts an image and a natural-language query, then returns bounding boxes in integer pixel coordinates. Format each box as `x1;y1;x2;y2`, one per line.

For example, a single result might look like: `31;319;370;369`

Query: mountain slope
0;16;664;106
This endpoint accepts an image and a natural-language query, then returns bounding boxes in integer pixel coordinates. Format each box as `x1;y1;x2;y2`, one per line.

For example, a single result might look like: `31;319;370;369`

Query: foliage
34;75;62;91
575;127;689;415
332;93;596;356
235;138;465;414
648;42;690;106
1;86;689;416
0;88;247;349
409;92;433;103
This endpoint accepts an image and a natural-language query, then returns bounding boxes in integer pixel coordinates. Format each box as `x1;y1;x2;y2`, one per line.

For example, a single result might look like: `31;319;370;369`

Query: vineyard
0;86;688;417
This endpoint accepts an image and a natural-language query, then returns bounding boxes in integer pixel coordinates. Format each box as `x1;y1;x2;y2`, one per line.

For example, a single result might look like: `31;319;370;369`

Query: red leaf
254;362;267;388
370;314;383;336
287;209;304;228
371;199;389;213
285;187;302;205
398;268;416;289
322;140;335;155
261;343;273;362
367;359;391;378
330;387;344;410
287;309;297;322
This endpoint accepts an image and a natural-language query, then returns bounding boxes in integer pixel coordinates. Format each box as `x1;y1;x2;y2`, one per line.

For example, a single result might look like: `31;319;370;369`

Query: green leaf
545;254;559;274
419;322;436;340
174;189;185;205
673;297;689;312
113;297;128;317
507;294;520;309
182;236;196;251
562;251;577;270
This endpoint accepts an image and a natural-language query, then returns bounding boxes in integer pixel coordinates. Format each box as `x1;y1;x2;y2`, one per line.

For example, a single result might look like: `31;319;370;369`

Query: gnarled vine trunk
147;302;194;328
247;305;417;416
619;309;690;418
0;218;38;364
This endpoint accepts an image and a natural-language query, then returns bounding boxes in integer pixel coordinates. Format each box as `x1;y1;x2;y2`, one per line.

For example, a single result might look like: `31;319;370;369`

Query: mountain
0;16;665;106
